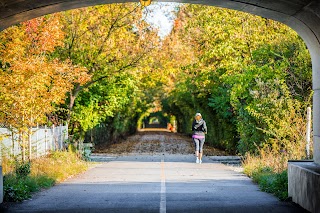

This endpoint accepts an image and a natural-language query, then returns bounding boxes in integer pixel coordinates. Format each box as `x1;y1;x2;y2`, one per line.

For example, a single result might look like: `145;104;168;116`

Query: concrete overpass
0;0;319;212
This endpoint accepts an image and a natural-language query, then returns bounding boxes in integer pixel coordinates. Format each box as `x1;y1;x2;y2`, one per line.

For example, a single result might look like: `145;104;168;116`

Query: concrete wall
288;162;320;213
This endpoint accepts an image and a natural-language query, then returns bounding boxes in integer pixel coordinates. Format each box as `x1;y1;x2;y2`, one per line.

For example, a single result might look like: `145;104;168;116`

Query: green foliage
85;108;139;145
47;4;161;144
71;72;139;133
161;4;312;156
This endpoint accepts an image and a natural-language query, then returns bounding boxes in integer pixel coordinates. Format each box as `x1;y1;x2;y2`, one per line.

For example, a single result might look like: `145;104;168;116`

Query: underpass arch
1;1;320;211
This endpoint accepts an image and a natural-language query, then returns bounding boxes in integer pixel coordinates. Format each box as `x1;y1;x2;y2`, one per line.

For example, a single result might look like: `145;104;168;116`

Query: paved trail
5;132;307;213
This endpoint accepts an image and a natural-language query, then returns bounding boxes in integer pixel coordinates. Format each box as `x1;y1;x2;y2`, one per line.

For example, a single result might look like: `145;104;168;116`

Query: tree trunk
67;84;81;122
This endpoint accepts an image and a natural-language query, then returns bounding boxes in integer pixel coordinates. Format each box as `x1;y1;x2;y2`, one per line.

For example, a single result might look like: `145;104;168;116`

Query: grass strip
3;151;89;202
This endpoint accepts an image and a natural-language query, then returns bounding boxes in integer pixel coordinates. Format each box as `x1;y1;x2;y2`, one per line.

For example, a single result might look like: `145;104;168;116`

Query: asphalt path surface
4;132;308;213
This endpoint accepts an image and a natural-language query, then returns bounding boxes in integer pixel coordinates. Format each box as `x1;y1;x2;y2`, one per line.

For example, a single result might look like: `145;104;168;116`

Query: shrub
15;161;31;178
4;175;31;202
248;167;288;201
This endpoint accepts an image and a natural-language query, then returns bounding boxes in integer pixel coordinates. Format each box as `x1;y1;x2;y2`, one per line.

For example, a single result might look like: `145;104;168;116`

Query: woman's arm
203;121;208;134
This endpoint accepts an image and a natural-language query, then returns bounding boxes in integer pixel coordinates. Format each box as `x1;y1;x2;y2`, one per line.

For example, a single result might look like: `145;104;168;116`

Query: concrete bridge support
0;0;320;211
0;167;2;203
314;73;320;165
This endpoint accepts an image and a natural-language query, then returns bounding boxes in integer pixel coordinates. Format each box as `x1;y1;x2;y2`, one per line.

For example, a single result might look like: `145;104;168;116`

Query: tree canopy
0;3;313;161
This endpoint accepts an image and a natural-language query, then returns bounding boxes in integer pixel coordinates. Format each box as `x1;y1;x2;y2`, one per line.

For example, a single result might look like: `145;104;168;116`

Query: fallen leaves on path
94;131;227;156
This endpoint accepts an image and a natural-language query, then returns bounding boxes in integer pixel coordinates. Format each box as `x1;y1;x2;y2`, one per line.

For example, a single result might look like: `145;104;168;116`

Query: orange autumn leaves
0;15;90;130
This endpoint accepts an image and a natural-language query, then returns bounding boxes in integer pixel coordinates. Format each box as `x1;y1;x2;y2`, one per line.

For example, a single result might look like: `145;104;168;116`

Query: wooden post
306;107;312;159
65;121;68;150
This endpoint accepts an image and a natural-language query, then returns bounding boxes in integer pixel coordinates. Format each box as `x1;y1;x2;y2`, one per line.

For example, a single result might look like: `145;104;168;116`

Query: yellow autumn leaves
0;15;91;131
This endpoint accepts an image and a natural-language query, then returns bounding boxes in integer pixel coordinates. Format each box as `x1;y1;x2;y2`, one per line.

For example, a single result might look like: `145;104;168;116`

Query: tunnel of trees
141;111;170;129
0;3;312;159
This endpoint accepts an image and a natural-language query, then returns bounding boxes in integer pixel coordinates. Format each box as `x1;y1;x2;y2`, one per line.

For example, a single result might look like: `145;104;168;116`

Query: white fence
0;125;68;159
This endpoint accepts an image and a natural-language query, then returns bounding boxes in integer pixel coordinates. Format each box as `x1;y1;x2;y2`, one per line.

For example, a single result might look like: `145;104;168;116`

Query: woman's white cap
195;113;202;117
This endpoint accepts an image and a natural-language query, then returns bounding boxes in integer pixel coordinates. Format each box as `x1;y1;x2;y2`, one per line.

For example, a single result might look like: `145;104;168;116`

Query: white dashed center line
160;158;166;213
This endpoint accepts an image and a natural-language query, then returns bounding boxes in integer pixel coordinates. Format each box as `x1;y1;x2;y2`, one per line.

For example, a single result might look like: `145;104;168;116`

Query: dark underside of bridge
0;0;316;31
